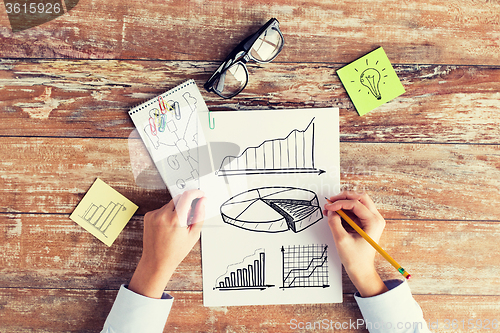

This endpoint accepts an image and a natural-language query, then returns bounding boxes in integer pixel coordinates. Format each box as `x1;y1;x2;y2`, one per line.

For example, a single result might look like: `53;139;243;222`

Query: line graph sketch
220;187;323;233
79;201;126;237
214;248;274;291
216;118;325;176
281;244;329;289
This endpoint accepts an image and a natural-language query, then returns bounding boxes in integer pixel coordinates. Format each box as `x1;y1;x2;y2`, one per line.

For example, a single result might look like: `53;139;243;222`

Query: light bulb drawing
360;68;381;100
350;59;388;101
339;47;405;116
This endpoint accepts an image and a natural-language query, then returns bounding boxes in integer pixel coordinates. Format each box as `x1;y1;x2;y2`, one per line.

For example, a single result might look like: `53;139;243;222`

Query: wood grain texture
0;288;499;333
1;60;500;143
0;136;169;214
1;137;499;220
1;213;499;297
1;0;500;331
1;0;500;65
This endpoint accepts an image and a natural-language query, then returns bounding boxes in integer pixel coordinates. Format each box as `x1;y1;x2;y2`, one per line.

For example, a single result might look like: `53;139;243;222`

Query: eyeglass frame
204;18;284;99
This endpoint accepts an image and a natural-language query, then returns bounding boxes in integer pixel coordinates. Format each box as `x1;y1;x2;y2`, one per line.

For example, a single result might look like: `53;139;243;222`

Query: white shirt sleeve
101;285;173;333
354;279;430;333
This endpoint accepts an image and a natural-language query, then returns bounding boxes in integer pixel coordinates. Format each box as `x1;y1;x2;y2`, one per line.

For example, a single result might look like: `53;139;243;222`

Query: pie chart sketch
220;187;323;233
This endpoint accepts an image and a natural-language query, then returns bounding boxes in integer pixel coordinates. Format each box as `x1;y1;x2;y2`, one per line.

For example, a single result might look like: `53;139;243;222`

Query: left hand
129;189;206;299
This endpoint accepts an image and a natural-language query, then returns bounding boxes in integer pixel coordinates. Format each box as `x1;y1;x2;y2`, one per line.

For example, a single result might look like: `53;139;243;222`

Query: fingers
324;199;375;222
188;196;206;226
173;189;205;226
326;210;349;242
326;191;380;217
172;194;182;208
188;196;206;235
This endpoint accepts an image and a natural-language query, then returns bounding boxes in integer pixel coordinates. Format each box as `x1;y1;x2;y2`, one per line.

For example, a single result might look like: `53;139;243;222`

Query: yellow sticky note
337;47;405;116
70;178;138;247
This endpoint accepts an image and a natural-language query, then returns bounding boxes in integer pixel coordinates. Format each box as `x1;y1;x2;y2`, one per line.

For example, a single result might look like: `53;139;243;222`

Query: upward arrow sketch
217;118;327;177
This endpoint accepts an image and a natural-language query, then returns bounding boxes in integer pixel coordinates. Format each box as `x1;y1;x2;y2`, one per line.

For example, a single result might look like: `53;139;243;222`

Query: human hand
323;191;388;297
129;189;206;299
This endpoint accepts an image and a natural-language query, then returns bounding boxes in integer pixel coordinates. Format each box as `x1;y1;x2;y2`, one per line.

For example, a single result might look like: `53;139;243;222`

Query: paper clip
208;110;215;129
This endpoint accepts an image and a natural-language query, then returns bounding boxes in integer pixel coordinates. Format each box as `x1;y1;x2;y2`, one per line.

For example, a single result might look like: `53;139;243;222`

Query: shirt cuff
101;285;174;333
354;279;428;332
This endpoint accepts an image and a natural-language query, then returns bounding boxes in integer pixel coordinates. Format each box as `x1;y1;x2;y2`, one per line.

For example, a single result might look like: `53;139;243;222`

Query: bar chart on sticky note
79;201;126;236
70;178;138;247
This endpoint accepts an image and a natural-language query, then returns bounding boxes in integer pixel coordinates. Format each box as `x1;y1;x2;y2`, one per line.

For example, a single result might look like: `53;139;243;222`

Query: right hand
324;191;388;297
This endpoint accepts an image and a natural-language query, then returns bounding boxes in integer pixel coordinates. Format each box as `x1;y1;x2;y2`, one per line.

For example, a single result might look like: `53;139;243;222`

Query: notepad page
128;80;208;198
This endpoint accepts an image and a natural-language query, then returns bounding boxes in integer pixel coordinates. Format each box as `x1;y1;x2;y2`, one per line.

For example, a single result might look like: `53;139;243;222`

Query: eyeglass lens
214;62;248;98
250;27;283;62
214;24;283;98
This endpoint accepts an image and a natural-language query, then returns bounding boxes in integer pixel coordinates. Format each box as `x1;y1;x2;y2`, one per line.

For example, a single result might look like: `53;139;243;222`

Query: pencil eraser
406;274;412;280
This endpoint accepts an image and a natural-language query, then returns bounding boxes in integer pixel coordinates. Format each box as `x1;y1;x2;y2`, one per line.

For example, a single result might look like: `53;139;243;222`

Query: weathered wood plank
1;213;499;296
1;60;500;143
341;142;500;221
1;137;499;220
0;136;169;214
1;0;499;65
0;288;114;332
0;1;498;332
0;288;498;333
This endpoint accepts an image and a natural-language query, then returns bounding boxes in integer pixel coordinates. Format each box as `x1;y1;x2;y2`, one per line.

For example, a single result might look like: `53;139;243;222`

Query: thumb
188;197;206;234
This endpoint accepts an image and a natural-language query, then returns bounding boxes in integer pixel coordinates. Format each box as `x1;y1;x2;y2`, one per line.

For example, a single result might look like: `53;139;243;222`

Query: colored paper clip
208;110;215;129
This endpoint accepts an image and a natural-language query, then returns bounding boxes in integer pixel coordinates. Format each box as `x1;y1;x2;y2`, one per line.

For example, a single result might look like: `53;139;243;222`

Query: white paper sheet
199;108;342;306
128;80;207;198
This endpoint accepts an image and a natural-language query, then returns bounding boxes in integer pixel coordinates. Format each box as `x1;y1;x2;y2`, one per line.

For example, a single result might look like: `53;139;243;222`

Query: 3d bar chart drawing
79;201;126;236
70;178;138;247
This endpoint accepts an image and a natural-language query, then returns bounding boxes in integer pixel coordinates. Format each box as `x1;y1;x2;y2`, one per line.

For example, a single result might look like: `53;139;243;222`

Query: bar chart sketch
79;201;126;237
214;249;274;291
281;244;329;289
216;118;325;176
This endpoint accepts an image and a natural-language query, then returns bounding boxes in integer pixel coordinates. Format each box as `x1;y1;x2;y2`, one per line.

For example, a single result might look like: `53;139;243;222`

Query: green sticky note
70;178;138;247
337;47;405;116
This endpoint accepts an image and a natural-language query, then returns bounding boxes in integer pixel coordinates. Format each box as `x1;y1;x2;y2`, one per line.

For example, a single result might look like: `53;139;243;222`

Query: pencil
325;197;411;280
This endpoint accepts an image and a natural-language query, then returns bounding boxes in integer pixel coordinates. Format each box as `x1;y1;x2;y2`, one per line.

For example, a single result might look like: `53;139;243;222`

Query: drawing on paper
214;248;274;291
216;118;325;176
281;244;329;289
142;92;199;190
336;47;405;116
353;57;389;101
79;201;127;237
220;187;323;233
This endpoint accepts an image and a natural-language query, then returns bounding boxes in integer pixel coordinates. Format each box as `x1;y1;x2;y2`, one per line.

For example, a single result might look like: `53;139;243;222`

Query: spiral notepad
128;80;208;197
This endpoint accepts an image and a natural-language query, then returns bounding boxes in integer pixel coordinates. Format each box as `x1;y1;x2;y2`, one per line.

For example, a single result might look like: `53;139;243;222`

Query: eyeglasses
204;18;284;99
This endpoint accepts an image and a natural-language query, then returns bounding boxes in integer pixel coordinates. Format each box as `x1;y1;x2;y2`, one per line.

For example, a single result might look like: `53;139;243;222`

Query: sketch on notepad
128;81;205;195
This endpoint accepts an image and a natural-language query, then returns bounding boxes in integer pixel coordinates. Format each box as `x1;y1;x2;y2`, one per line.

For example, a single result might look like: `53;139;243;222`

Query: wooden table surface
1;0;500;332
